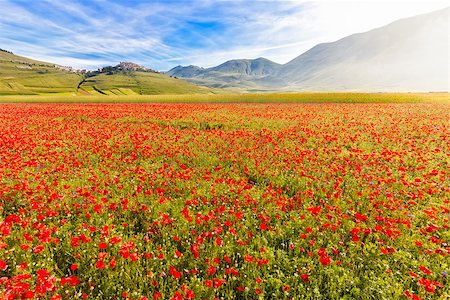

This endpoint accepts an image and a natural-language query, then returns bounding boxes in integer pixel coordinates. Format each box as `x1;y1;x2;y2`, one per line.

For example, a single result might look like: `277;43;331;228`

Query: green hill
0;49;82;95
79;71;213;95
0;50;216;96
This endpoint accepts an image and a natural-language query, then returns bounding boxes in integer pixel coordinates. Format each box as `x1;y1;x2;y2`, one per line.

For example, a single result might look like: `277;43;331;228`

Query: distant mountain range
167;58;283;91
168;7;449;92
1;8;448;95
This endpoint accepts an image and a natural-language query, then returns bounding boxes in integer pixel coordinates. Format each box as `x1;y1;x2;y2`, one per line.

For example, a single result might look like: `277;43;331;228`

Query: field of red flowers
0;103;448;299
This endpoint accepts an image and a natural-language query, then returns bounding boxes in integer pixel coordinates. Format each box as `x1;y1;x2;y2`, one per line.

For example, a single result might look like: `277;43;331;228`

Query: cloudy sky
1;0;448;70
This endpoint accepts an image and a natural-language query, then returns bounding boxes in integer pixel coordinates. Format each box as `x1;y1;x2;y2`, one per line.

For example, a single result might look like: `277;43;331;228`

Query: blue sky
1;0;448;70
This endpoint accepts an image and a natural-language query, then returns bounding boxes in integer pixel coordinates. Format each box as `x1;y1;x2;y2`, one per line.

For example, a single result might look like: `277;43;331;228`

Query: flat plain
0;93;448;299
0;92;448;103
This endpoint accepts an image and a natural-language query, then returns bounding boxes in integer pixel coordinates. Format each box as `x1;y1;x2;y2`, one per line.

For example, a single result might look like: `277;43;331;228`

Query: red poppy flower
205;279;212;288
0;260;7;271
169;266;181;279
33;245;44;253
96;260;105;269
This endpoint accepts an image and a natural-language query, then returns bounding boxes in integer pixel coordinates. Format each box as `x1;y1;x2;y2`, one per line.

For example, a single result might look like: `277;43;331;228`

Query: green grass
0;92;448;103
0;51;215;96
0;50;54;65
0;51;82;95
79;71;214;95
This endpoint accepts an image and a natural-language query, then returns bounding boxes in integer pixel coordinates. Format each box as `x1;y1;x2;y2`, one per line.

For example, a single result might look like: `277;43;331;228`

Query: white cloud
1;0;448;70
175;0;449;67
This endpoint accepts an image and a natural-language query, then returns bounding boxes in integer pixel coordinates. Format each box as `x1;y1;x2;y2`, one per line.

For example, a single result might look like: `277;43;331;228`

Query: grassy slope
0;92;448;103
0;51;82;95
79;71;214;95
0;51;215;96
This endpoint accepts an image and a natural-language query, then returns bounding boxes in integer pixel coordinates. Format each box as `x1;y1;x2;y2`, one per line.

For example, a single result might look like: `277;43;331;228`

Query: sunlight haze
0;0;448;70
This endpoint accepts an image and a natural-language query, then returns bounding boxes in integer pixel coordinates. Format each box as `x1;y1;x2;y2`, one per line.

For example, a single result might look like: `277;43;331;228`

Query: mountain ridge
167;57;282;89
167;7;449;92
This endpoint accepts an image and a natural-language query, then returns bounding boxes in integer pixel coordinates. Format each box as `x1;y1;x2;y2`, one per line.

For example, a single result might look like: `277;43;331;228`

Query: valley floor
0;92;448;103
0;101;448;299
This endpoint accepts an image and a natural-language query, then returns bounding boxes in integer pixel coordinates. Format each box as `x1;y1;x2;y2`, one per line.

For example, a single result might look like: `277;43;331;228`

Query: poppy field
0;102;448;299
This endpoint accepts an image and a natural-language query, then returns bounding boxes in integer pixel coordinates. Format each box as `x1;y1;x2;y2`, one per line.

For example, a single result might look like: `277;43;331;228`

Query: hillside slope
277;7;449;91
0;50;82;95
79;71;214;95
0;51;216;96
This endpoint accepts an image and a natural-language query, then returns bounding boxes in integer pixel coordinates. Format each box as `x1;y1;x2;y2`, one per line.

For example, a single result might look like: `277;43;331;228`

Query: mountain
0;51;215;96
168;8;449;92
276;7;449;91
209;58;281;76
168;65;205;78
168;58;280;77
167;58;281;90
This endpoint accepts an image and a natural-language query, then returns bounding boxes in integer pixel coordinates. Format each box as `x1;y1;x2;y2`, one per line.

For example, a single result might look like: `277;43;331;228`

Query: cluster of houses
2;49;156;76
15;65;32;69
115;62;158;73
84;62;159;76
54;62;159;75
54;65;88;74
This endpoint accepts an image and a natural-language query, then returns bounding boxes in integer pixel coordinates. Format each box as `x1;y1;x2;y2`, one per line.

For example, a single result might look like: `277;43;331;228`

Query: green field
79;72;213;95
0;50;82;95
0;102;448;299
0;92;448;103
0;50;217;96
